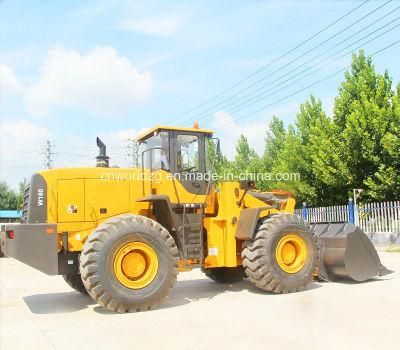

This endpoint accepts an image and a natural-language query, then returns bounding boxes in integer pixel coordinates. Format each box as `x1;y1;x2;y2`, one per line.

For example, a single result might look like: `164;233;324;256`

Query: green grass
386;245;400;253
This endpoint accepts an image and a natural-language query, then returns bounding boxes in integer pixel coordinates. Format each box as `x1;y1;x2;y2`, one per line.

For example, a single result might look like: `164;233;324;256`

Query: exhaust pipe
96;137;109;167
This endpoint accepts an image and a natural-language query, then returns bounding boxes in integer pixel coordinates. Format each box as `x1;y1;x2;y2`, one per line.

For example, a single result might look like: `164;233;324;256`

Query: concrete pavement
1;253;399;350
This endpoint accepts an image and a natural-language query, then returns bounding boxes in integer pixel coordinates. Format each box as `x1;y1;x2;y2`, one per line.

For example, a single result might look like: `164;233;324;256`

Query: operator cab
137;124;214;172
136;124;215;194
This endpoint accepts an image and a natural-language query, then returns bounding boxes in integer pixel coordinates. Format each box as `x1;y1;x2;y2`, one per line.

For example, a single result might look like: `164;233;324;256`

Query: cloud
119;15;185;37
53;127;149;169
211;111;268;159
97;127;148;166
0;121;149;189
0;115;267;189
0;64;23;94
0;120;53;189
0;64;24;108
0;120;52;153
25;46;152;117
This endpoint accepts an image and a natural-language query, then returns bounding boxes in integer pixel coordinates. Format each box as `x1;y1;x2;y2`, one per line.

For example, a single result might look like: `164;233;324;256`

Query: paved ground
0;252;399;350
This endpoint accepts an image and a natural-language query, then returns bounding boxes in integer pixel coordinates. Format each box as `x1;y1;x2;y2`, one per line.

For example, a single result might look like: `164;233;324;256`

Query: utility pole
353;189;363;208
43;140;56;169
353;188;363;227
126;139;140;168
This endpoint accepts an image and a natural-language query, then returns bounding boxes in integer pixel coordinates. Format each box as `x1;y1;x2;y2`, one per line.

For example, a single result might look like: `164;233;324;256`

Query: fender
136;195;177;232
235;207;271;240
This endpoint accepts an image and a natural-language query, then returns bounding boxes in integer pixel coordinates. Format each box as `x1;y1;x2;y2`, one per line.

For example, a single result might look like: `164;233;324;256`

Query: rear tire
202;267;246;283
80;214;179;313
242;213;317;293
63;274;87;294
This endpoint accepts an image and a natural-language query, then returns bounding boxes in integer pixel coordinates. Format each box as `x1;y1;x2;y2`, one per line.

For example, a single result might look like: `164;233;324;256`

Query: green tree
332;50;399;201
0;182;18;210
224;50;399;206
263;115;287;171
253;116;286;191
270;123;317;205
297;95;353;205
17;179;27;209
205;138;230;181
262;96;333;206
232;135;258;175
363;82;400;200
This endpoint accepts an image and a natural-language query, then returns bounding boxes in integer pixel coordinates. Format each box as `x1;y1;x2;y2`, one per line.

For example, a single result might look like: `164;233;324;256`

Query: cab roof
136;125;214;142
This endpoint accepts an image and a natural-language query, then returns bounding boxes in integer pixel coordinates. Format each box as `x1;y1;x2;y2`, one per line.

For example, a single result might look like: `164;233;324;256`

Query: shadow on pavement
23;278;322;315
331;277;393;285
23;291;95;314
93;278;322;315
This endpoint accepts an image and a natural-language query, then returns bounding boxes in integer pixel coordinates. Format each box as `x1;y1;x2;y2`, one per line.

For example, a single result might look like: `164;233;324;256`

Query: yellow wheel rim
275;234;308;274
113;242;158;289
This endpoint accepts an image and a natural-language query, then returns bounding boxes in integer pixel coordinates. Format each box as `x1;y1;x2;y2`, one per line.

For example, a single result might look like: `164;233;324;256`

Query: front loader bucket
310;222;392;282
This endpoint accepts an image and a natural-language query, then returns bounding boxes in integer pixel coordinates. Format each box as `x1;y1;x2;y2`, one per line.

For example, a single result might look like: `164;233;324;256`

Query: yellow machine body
38;166;294;270
15;124;294;272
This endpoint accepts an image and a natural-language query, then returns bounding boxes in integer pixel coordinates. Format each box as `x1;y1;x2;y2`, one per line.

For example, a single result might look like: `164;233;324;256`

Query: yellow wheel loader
0;125;391;313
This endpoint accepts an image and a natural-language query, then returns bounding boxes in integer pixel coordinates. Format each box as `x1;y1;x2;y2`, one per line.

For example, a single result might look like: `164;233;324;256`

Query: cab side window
176;135;199;173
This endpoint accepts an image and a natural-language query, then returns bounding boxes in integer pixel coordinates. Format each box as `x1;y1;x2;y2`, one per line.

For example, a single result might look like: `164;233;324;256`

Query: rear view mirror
216;138;221;159
211;137;221;162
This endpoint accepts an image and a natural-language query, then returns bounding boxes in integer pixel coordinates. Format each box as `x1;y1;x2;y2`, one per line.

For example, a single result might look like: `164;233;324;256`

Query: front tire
80;214;179;313
242;213;317;293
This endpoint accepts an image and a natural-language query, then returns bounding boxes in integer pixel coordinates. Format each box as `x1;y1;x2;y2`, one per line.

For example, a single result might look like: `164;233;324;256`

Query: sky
1;0;399;189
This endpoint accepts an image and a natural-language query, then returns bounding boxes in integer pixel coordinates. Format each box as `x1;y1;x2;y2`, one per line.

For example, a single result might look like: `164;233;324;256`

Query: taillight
7;230;15;239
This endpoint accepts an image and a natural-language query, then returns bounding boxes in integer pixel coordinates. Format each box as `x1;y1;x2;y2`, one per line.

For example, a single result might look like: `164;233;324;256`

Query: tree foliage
0;182;18;210
214;50;400;206
0;180;26;210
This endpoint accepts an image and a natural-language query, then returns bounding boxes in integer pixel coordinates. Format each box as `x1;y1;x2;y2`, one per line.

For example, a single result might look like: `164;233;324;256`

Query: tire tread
242;213;317;293
80;214;179;313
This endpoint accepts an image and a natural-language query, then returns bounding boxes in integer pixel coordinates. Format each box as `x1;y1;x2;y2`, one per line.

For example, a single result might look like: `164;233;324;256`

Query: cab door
170;131;208;196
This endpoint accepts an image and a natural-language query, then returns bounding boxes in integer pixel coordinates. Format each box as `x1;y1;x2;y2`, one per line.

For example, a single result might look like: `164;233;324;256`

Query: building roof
0;210;22;218
136;125;214;142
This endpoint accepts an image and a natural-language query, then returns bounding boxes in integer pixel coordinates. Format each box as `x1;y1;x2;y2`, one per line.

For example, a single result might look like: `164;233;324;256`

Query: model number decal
38;188;44;206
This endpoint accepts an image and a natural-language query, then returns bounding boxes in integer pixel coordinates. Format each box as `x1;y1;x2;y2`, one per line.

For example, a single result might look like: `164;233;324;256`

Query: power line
164;0;371;125
182;0;395;126
199;13;400;125
0;153;42;163
0;164;43;170
1;150;42;156
213;38;400;130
